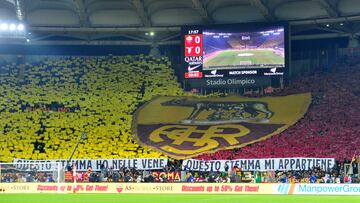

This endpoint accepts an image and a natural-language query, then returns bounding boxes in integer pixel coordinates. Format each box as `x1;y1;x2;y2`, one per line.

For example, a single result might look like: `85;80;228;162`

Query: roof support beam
315;0;357;34
73;0;90;27
131;0;151;27
292;33;352;40
89;34;147;42
191;0;213;24
28;15;360;33
30;26;181;33
316;25;347;34
11;40;180;46
159;33;181;42
315;0;340;18
249;0;276;22
14;0;25;21
290;15;360;25
344;20;356;35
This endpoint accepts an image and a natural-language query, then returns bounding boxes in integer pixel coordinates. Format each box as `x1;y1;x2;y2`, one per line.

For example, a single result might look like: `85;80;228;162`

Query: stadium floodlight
17;24;24;31
26;38;30;43
0;23;8;31
9;23;16;31
149;31;155;36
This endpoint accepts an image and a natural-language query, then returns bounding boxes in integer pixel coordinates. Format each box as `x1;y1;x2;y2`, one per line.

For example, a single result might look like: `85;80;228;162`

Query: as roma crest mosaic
132;93;311;159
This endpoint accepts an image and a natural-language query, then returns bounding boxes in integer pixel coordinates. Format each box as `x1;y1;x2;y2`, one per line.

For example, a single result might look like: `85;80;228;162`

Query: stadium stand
1;54;360;164
0;55;183;162
197;63;360;161
1;54;360;188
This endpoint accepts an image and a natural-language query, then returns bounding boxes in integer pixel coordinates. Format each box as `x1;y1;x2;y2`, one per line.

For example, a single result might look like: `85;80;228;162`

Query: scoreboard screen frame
181;23;290;85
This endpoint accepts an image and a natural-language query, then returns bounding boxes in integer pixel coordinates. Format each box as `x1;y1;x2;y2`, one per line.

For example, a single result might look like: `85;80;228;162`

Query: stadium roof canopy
0;0;360;45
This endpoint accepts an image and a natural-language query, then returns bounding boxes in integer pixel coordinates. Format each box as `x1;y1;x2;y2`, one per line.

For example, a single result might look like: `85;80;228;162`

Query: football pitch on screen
2;194;360;203
204;49;284;69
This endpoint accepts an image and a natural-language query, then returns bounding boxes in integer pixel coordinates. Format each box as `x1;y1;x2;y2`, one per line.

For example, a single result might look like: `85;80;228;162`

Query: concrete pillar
348;36;359;48
149;43;161;57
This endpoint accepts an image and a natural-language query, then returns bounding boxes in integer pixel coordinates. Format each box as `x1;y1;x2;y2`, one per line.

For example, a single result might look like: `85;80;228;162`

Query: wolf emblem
161;99;274;125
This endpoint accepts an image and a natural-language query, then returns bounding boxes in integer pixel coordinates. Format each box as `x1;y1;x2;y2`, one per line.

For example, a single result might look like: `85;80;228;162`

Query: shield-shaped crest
132;93;311;159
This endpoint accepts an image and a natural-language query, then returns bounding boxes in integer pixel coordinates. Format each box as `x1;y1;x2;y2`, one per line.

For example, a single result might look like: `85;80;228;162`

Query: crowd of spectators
0;55;183;162
197;62;360;162
2;162;358;184
1;53;360;184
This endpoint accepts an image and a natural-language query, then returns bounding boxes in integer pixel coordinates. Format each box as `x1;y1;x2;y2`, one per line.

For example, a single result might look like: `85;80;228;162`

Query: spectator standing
310;174;317;183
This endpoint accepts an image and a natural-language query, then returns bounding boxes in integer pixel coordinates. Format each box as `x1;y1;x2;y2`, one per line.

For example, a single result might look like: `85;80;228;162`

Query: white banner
182;158;335;172
13;158;168;171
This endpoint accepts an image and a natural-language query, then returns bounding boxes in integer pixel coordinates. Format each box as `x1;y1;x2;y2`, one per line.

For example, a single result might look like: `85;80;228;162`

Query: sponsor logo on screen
205;70;224;78
184;56;203;65
185;71;203;79
229;70;257;75
188;64;202;71
264;68;284;76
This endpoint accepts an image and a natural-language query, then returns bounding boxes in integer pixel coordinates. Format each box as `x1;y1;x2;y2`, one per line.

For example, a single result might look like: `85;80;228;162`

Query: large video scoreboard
181;23;289;89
